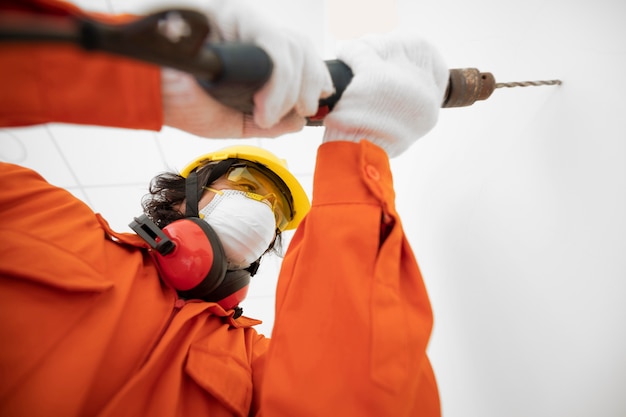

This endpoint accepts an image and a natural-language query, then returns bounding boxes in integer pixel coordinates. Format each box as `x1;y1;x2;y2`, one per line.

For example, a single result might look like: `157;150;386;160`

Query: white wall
1;0;625;416
391;1;626;416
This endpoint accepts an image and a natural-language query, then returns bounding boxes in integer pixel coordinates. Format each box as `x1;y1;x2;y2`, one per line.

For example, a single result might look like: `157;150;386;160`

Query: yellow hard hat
180;145;310;231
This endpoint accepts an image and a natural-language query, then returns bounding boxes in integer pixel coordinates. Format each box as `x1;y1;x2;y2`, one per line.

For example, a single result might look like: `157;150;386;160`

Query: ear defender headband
129;163;258;316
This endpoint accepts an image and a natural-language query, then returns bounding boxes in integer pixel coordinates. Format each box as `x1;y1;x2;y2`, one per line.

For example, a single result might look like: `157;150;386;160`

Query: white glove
204;0;334;129
322;31;449;157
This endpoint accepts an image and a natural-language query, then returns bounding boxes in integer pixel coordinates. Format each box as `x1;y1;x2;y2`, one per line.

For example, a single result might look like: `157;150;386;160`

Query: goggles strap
185;171;200;218
185;159;237;218
205;159;237;187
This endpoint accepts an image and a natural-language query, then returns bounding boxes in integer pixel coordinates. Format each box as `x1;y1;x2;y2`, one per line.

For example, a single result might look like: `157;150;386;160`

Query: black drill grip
196;43;274;114
197;44;354;125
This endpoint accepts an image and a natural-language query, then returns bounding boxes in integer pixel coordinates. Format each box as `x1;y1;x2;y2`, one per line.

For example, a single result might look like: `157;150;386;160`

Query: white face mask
199;190;276;270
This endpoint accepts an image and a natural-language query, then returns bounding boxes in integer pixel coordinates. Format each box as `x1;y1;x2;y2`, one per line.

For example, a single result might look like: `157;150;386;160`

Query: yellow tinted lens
225;165;291;230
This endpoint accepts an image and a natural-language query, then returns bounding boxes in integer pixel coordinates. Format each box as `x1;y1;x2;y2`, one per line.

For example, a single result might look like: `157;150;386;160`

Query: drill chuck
443;68;496;108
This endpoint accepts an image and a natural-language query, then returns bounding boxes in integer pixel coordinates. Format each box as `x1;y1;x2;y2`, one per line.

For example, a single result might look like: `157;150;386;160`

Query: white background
1;0;625;416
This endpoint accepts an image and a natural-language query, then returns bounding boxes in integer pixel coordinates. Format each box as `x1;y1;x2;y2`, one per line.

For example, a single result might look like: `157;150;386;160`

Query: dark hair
142;161;282;255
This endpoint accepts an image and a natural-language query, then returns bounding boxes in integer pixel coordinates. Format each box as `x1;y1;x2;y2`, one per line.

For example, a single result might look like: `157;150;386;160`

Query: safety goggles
203;163;293;231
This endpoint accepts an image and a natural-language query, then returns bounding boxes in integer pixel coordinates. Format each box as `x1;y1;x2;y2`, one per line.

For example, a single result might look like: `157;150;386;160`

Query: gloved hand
322;31;449;157
162;0;334;138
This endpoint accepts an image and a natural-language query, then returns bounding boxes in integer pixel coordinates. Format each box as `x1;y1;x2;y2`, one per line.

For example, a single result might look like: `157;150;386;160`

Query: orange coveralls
0;1;440;416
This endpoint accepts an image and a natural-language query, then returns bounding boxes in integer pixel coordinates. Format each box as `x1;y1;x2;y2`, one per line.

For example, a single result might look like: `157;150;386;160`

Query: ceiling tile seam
152;131;170;169
45;124;94;207
0;129;28;164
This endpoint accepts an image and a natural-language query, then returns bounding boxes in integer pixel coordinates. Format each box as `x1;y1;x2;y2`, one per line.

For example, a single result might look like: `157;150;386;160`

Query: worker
132;144;313;312
0;0;449;416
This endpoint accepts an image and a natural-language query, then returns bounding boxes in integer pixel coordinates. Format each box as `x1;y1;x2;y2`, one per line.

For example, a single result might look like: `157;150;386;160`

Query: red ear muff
158;218;228;299
129;215;227;300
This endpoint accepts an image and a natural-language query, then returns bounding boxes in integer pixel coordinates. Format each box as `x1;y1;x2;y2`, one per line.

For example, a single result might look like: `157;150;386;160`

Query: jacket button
365;164;381;180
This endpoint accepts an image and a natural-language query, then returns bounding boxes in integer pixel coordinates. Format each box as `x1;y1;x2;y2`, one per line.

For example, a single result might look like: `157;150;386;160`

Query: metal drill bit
442;69;563;108
495;79;563;88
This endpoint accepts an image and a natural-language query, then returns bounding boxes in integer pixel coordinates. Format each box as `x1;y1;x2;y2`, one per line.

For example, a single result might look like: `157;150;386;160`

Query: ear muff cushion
174;217;228;300
205;269;251;303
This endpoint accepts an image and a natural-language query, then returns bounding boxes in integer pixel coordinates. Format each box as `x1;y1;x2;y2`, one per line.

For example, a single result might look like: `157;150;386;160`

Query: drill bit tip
495;79;562;88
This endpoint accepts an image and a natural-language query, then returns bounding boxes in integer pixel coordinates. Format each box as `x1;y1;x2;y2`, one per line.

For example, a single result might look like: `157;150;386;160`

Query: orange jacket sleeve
0;0;163;130
261;140;440;416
